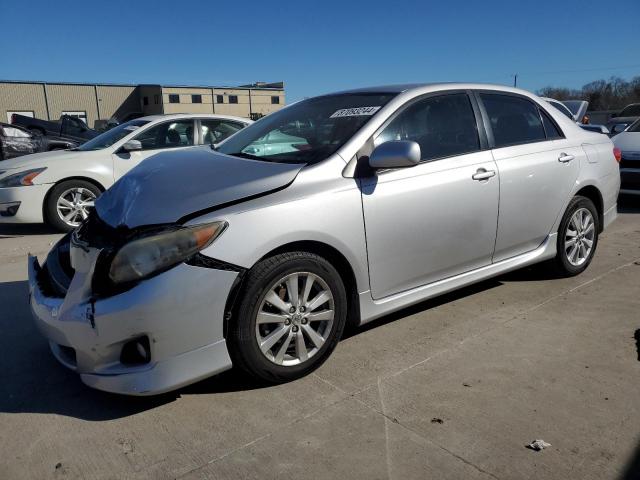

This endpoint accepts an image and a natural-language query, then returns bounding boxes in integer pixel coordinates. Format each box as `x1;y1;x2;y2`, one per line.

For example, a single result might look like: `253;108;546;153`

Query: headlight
0;168;47;187
108;221;227;284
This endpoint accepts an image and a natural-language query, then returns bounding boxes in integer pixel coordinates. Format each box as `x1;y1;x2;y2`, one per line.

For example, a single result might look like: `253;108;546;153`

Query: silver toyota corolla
28;83;620;395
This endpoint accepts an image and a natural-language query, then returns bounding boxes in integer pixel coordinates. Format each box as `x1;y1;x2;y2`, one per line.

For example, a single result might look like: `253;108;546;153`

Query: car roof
321;82;545;98
138;113;252;123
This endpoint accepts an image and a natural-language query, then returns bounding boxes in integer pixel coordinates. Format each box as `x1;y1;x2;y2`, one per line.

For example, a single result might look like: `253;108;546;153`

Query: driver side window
134;120;195;150
375;93;480;162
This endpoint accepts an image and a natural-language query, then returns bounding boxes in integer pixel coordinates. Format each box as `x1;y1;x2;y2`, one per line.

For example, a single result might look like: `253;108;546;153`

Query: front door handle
558;153;575;163
472;168;496;181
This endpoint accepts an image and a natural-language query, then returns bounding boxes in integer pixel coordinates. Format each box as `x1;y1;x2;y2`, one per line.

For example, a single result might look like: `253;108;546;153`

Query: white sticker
124;125;140;131
330;106;381;118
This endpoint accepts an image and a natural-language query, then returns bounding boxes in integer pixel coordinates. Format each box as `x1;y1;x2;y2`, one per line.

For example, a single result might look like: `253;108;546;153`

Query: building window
271;96;280;105
192;94;202;104
143;96;149;106
154;94;159;104
216;95;224;103
229;95;238;104
169;94;180;104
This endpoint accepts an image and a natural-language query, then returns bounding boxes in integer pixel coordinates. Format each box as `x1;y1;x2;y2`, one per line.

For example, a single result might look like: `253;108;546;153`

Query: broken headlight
108;221;227;284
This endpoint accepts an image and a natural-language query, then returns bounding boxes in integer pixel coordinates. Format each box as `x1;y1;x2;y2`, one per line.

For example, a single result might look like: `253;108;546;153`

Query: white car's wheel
45;180;100;232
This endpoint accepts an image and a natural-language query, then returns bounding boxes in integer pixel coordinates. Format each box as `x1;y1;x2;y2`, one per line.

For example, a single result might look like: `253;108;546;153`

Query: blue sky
1;0;638;103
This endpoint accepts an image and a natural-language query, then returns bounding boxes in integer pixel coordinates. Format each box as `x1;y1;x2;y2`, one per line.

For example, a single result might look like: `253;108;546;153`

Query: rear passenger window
480;93;546;148
540;108;564;140
375;93;480;161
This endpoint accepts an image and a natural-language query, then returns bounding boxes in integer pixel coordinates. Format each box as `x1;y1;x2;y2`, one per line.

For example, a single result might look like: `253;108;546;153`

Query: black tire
228;251;347;383
44;180;101;232
554;195;599;276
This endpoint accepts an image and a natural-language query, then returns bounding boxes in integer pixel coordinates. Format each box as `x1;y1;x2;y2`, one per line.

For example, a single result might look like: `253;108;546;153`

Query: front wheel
228;252;347;383
554;195;599;276
45;180;100;232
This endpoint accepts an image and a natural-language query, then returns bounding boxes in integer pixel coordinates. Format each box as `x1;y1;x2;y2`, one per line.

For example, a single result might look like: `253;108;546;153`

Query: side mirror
369;141;421;169
121;139;142;151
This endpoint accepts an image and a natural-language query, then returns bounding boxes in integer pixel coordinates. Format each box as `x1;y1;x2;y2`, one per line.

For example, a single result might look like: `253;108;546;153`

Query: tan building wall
139;85;163;115
249;89;285;116
0;81;285;125
96;85;140;121
44;84;99;127
0;82;49;122
161;87;214;115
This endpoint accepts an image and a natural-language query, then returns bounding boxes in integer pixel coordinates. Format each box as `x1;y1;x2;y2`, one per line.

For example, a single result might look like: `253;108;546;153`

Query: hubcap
56;187;96;227
255;272;334;366
564;207;595;267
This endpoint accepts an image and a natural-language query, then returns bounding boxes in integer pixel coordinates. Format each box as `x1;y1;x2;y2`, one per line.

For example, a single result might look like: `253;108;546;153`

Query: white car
0;114;251;231
613;119;640;195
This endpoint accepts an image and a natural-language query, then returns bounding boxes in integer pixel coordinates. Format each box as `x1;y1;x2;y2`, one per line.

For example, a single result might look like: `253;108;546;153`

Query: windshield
628;119;640;132
217;93;397;164
76;119;150;151
619;104;640;117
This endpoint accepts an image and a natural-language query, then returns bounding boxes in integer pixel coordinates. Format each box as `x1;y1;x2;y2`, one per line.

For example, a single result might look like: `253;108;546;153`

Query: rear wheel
45;180;100;232
228;252;347;383
554;195;599;276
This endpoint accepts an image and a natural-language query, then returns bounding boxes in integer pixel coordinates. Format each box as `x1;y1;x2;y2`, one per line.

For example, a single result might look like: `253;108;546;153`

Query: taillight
613;147;622;163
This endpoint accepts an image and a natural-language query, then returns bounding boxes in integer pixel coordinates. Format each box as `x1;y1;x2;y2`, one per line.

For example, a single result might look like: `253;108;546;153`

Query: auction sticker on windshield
330;106;381;118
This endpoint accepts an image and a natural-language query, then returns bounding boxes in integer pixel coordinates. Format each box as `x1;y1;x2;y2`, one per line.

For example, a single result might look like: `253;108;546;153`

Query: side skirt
357;233;557;325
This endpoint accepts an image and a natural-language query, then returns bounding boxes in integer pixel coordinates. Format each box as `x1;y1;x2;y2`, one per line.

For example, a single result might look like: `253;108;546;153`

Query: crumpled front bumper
28;253;238;395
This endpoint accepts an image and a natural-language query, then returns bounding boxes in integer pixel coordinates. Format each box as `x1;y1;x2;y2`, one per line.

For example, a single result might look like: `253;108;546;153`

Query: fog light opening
120;336;151;365
0;201;20;217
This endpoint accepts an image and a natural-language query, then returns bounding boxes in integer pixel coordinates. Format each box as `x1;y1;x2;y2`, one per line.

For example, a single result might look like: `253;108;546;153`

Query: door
112;119;196;180
477;92;581;262
361;93;499;300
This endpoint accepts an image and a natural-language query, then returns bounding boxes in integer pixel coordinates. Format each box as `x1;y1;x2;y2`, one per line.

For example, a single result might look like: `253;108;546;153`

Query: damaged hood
95;148;304;228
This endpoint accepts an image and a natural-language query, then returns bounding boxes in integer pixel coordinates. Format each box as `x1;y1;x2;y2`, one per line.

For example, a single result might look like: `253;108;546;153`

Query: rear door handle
472;168;496;181
558;153;574;163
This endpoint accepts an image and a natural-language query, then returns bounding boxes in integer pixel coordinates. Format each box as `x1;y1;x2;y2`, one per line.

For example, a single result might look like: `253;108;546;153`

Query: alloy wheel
56;187;96;227
255;272;335;366
564;207;595;267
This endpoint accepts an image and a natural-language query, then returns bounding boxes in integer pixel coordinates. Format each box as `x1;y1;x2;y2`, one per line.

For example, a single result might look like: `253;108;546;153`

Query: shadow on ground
0;223;57;238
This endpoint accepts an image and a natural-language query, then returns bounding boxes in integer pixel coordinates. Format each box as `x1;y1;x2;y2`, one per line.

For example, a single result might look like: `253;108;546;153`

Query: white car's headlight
108;221;227;284
0;168;46;187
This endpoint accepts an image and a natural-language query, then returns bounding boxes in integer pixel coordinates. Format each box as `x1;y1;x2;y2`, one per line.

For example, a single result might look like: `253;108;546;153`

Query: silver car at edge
28;83;620;395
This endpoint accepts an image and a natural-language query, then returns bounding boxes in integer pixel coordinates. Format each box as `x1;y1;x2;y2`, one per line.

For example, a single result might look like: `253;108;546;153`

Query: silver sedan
28;83;620;395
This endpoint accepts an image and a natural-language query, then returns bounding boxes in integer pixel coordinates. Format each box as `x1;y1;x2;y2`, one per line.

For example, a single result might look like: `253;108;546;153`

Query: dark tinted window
540;109;564;139
216;95;224;103
143;96;149;105
154;94;159;104
168;94;179;104
200;119;245;144
375;93;480;161
192;94;202;103
547;100;573;120
133;120;194;150
229;95;238;104
271;96;280;104
481;93;546;147
619;104;640;116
